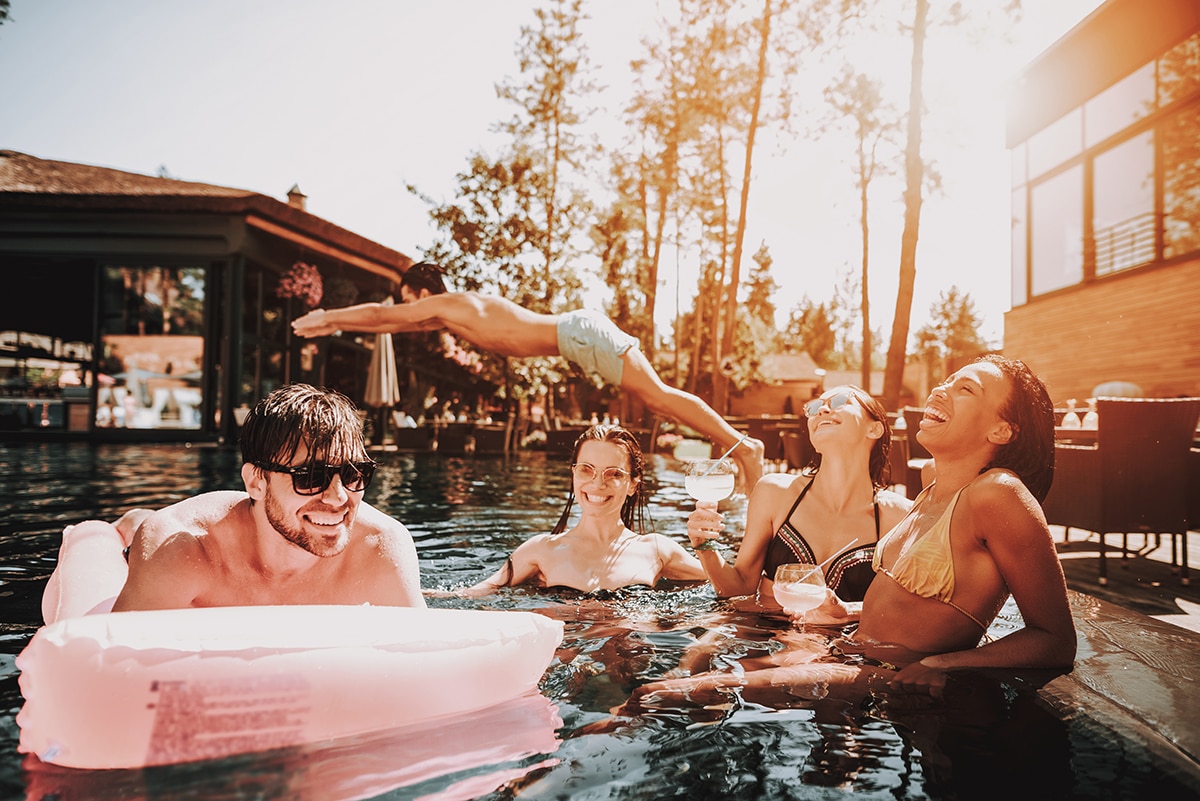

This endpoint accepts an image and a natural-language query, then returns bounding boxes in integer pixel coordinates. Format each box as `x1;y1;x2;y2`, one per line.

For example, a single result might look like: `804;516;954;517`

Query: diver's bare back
423;292;560;358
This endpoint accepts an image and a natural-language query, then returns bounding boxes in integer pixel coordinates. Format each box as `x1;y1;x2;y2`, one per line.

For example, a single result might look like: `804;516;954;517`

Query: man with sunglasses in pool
44;384;425;620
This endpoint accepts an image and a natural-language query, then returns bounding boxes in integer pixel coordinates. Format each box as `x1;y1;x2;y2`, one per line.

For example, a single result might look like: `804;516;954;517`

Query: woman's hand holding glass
685;459;735;552
686;503;725;552
772;563;828;631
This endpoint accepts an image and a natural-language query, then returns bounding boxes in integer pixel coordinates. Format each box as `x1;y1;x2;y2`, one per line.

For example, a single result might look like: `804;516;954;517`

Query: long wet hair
551;424;651;536
807;385;893;488
977;354;1055;503
239;383;369;469
399;261;448;296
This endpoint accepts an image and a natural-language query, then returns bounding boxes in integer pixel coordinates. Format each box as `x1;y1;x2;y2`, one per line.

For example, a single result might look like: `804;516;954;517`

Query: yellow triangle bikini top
872;484;988;631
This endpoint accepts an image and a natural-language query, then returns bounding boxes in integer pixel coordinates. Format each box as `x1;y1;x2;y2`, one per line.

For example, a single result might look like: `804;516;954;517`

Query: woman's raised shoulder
754;471;811;496
962;469;1040;516
875;487;914;515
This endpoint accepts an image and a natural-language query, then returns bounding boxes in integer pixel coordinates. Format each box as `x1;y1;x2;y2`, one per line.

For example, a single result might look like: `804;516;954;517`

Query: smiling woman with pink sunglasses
459;424;707;595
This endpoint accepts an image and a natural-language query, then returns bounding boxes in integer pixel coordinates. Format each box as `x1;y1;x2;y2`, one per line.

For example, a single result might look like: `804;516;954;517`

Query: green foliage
494;0;598;278
784;298;837;368
744;242;779;331
408;0;601;410
913;285;989;370
592;187;652;348
403;0;1021;414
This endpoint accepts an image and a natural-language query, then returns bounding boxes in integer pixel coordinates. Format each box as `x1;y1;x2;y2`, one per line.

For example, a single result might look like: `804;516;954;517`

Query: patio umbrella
1091;380;1143;398
364;297;401;412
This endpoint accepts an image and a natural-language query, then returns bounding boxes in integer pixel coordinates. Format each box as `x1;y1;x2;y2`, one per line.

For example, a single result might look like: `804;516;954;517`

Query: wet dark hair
807;385;893;488
239;383;368;471
399;261;448;296
977;354;1055;503
551;424;651;536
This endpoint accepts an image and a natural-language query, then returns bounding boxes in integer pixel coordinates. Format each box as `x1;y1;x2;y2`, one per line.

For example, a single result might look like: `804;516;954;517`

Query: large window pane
1028;109;1082;179
239;261;291;409
1164;102;1200;259
1030;165;1083;296
1011;188;1028;306
98;266;205;429
0;258;95;431
1093;130;1155;275
1084;62;1154;148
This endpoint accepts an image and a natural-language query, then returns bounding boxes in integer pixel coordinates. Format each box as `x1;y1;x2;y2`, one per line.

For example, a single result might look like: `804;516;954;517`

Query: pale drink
685;473;735;502
773;582;825;614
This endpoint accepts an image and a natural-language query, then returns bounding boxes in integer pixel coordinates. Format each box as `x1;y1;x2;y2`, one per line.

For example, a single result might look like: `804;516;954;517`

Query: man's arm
112;532;206;611
292;300;441;337
373;524;427;608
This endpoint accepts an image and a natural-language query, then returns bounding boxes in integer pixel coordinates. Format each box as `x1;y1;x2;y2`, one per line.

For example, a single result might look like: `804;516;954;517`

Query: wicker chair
1191;447;1200;540
1041;397;1200;585
781;427;815;473
902;407;934;500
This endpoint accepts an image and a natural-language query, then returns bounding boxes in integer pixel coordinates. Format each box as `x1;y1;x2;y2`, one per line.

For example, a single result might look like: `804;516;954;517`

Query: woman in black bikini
688;385;912;614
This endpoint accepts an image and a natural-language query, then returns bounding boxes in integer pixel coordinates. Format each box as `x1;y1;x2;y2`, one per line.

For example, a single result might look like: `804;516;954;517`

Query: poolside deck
1053;526;1200;634
1018;590;1200;789
1009;530;1200;787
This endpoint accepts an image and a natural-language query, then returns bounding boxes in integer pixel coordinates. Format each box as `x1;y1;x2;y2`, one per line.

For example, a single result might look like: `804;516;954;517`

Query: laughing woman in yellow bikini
632;355;1076;705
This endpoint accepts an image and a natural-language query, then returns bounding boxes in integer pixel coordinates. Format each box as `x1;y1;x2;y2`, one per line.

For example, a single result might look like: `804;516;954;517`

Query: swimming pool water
1;442;1197;800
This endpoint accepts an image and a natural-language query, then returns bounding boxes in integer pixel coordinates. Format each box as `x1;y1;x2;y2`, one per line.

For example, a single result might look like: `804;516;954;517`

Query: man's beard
263;490;352;558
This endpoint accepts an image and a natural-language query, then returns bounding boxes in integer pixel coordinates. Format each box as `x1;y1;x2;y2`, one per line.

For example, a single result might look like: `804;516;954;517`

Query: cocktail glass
773;562;827;631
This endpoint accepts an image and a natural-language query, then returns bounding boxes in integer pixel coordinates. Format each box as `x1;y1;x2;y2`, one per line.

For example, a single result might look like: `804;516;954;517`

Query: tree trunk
860;173;871;391
713;0;772;415
647;126;679;363
882;0;928;410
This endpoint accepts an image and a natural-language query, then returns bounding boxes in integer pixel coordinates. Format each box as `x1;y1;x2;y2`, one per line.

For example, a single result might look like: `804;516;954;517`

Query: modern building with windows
0;150;413;442
1005;0;1200;401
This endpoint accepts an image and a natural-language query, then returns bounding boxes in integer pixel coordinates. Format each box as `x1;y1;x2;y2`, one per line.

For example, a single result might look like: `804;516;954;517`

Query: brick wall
1004;256;1200;402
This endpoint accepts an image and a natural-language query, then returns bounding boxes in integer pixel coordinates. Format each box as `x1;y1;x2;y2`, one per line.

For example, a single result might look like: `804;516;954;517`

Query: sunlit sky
1;0;1106;348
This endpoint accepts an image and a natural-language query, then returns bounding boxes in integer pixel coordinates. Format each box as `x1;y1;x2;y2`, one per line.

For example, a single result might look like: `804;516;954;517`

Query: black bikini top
761;479;881;602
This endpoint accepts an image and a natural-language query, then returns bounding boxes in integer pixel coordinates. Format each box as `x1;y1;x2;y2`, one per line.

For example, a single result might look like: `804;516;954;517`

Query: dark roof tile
0;150;412;273
0;149;254;198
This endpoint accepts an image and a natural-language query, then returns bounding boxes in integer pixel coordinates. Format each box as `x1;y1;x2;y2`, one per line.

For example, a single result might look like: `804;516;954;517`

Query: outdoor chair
763;416;805;467
902;407;934;500
1191;447;1200;539
887;432;909;493
781;427;815;473
1041;397;1200;585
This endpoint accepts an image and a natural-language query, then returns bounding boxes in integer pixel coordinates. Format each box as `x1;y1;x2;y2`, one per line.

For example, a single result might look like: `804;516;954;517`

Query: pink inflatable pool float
16;523;564;770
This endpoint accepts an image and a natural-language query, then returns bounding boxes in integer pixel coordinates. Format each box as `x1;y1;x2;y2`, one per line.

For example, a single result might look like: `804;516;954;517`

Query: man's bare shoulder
137;491;248;546
352;502;411;539
349;503;422;561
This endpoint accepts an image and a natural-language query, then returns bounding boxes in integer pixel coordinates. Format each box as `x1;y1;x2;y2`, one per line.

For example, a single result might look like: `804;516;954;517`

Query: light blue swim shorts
556;309;640;386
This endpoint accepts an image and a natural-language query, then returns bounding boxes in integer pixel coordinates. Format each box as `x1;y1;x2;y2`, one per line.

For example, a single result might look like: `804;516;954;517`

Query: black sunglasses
254;459;376;495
